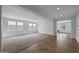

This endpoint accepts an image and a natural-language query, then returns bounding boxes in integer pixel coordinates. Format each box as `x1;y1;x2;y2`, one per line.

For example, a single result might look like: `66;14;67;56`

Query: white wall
38;19;54;35
71;16;76;38
2;5;54;37
76;14;79;42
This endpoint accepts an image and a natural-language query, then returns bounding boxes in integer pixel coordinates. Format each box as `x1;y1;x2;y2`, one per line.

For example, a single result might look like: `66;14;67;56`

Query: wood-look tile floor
56;33;79;53
20;33;79;53
2;33;79;53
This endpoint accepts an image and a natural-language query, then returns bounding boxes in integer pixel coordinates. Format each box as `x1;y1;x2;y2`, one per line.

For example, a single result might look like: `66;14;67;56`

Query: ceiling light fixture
57;7;60;10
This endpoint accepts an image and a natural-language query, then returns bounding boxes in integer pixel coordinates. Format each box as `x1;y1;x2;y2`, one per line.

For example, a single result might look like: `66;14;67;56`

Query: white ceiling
20;5;79;20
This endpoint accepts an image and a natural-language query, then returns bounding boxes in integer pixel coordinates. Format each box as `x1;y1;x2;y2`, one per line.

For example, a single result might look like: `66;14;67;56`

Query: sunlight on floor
57;33;70;49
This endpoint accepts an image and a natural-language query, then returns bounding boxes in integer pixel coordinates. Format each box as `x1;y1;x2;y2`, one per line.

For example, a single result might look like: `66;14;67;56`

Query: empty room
1;5;79;53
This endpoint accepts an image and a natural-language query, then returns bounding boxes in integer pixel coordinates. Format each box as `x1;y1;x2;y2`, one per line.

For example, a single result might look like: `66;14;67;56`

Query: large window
8;20;37;33
28;23;37;33
8;21;24;31
33;23;37;30
8;21;16;31
17;22;23;31
33;23;36;27
28;23;33;31
29;23;32;27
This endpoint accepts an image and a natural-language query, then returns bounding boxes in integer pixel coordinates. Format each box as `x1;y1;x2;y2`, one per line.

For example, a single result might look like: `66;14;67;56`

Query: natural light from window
8;21;16;25
29;23;32;27
17;22;23;26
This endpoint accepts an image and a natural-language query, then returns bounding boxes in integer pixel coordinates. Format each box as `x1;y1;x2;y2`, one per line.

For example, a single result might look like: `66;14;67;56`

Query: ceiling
20;5;79;20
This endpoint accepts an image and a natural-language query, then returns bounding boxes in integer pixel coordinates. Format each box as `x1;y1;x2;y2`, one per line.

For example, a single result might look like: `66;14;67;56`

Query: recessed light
57;7;60;10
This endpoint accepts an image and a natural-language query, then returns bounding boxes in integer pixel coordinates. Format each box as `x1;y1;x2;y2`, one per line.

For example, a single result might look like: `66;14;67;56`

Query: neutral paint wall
71;16;76;38
76;14;79;42
2;5;54;38
38;19;54;35
53;19;57;35
0;5;1;51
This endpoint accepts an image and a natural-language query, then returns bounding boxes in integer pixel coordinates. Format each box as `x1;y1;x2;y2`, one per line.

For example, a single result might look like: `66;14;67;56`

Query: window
8;21;16;25
17;22;23;26
33;23;37;30
28;23;38;33
28;23;33;31
17;22;23;31
29;23;32;27
33;23;36;27
8;21;16;31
